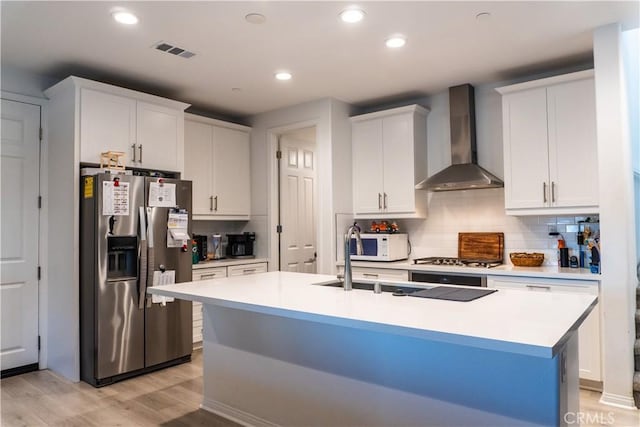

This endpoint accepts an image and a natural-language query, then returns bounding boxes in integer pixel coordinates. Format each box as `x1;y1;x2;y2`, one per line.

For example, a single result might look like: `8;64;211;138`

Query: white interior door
279;133;317;273
1;99;41;372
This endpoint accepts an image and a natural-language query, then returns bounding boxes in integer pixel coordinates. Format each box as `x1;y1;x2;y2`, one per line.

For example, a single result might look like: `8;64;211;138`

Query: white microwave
350;233;408;262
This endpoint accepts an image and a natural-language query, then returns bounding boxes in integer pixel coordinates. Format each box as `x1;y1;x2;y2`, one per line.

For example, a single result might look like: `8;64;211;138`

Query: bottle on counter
192;239;199;264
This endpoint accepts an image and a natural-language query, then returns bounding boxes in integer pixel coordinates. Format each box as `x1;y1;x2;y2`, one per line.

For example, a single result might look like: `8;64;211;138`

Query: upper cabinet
497;70;598;215
184;114;251;220
351;105;429;218
46;76;189;173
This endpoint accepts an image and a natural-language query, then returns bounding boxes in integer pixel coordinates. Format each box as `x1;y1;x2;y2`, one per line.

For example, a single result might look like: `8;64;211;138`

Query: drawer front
227;262;268;277
348;266;408;281
487;275;598;295
193;267;227;281
192;302;203;320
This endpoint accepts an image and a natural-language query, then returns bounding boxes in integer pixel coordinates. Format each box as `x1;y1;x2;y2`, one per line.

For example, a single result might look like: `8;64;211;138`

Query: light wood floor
1;350;639;426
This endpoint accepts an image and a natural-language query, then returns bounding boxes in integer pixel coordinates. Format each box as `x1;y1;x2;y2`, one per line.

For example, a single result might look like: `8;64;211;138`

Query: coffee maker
226;232;256;258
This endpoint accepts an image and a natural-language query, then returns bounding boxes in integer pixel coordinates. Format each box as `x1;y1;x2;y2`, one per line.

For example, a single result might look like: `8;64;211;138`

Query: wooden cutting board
458;232;504;261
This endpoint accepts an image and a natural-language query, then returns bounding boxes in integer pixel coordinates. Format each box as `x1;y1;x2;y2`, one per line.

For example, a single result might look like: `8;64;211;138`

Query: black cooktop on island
409;286;498;302
413;256;503;269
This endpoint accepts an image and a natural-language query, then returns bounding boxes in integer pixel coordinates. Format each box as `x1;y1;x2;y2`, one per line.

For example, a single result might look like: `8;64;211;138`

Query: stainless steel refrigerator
79;171;193;387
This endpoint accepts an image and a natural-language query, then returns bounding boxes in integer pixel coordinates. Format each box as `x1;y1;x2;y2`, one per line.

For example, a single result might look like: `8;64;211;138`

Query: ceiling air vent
153;41;196;59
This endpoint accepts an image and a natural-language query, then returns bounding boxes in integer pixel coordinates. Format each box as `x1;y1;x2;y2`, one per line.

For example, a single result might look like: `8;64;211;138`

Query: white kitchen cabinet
337;266;409;282
497;70;598;215
351;105;428;218
227;262;268;277
184;114;251;220
46;77;189;173
487;275;601;382
136;101;184;172
79;89;136;163
191;267;227;344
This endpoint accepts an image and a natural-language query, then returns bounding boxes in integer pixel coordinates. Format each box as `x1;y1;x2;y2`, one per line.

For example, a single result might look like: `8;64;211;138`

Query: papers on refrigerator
167;212;190;248
102;181;129;216
152;270;175;305
148;182;176;207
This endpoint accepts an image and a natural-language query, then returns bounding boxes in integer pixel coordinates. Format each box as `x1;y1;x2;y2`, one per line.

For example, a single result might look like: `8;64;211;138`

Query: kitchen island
148;271;597;427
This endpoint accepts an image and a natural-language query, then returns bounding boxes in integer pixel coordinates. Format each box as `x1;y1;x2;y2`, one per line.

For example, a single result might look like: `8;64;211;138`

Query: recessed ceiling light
476;12;491;22
275;72;292;81
385;35;406;48
112;10;138;25
245;13;266;24
340;8;365;23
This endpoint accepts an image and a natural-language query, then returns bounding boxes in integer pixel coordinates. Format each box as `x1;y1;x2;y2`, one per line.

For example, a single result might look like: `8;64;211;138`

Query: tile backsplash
365;188;597;267
192;219;266;258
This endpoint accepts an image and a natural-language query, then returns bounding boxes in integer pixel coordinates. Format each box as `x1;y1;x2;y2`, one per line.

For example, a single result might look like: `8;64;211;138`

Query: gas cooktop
413;257;503;269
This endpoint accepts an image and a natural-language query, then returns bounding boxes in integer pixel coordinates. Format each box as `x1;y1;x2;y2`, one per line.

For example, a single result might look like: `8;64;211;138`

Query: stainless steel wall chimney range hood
415;84;503;191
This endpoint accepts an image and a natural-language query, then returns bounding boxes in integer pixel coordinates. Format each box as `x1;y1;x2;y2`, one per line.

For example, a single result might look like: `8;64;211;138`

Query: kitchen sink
313;279;426;294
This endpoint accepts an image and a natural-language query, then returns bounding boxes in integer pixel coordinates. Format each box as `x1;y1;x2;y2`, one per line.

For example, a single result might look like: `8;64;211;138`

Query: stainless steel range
410;232;505;287
413;257;503;268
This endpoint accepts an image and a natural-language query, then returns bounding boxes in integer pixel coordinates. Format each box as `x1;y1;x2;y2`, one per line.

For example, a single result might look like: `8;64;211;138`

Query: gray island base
148;271;597;427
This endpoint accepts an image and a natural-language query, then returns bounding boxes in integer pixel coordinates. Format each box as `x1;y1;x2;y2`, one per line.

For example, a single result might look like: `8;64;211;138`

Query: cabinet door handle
526;285;551;291
383;192;388;209
551;181;556;203
214;196;218;211
138;144;143;163
378;193;382;209
209;196;214;211
131;144;137;162
543;182;547;204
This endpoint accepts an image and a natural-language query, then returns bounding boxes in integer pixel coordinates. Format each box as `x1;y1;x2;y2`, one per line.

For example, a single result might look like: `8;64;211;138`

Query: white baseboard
599;392;638;410
201;398;279;427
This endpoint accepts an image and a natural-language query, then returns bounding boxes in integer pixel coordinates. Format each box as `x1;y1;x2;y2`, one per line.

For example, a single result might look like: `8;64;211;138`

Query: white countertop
149;271;597;358
192;258;268;269
341;260;600;280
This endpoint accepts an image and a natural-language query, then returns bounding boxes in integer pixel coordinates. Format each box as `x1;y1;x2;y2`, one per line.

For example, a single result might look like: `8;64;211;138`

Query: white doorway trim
1;91;49;371
267;120;320;271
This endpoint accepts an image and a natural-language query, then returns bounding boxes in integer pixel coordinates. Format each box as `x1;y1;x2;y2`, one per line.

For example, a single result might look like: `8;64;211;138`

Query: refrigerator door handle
138;240;148;309
146;207;156;306
138;207;148;309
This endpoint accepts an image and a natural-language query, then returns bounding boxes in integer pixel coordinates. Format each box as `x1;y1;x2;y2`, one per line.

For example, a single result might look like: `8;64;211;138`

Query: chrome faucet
343;222;363;291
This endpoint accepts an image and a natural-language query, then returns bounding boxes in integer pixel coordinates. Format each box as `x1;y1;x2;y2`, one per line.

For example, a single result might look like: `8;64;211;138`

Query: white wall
1;65;56;98
248;98;351;274
624;29;640;271
593;23;637;408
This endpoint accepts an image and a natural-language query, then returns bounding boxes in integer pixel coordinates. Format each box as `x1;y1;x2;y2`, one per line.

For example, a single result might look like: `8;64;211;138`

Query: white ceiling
1;1;638;119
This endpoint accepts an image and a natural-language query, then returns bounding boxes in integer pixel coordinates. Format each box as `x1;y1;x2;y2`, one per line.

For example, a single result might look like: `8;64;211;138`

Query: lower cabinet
191;267;227;344
337;266;409;282
227;262;268;277
191;262;269;344
487;275;601;382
